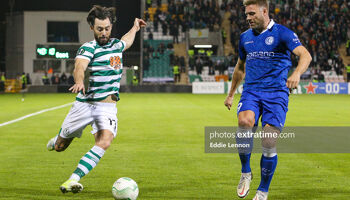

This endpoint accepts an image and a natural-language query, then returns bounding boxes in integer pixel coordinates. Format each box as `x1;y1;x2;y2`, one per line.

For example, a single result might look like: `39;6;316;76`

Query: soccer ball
112;177;139;200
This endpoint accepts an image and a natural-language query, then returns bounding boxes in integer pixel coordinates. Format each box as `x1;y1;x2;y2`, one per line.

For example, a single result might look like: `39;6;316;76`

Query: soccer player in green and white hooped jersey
46;5;146;194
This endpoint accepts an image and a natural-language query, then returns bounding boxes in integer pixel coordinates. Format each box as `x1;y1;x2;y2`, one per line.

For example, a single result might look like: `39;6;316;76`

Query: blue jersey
238;20;302;93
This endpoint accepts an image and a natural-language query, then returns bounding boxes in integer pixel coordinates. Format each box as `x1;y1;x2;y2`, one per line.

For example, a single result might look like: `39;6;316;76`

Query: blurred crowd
145;0;350;81
145;0;223;43
41;72;74;85
143;41;174;71
228;0;350;78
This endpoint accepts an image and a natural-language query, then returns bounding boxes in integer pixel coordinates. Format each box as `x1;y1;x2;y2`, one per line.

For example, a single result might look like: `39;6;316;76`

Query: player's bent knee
261;138;277;149
262;124;279;148
238;111;255;128
238;118;255;128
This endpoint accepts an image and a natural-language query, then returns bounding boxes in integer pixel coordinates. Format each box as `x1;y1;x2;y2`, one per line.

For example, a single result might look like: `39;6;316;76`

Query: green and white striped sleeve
76;42;95;61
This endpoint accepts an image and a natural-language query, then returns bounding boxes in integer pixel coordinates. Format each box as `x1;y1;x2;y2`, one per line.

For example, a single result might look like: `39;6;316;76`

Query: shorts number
108;118;117;132
237;102;243;112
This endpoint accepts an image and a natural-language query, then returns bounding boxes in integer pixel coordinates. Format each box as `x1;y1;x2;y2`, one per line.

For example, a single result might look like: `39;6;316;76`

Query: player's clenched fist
133;18;147;31
286;71;301;90
224;96;234;110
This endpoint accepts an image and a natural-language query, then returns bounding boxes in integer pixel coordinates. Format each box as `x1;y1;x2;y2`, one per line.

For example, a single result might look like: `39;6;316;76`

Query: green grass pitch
0;93;349;200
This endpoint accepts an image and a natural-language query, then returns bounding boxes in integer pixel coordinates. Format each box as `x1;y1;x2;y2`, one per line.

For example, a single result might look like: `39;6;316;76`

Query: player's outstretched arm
224;58;246;110
69;58;89;95
121;18;147;51
287;46;312;90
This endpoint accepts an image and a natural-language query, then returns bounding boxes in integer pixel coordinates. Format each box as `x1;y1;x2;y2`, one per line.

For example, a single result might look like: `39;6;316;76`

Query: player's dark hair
243;0;269;10
87;5;117;27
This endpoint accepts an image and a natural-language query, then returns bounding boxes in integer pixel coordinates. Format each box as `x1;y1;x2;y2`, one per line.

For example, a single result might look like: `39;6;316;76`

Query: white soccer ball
112;177;139;200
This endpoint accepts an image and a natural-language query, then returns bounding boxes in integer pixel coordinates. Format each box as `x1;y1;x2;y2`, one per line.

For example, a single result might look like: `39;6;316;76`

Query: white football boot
60;179;83;193
252;190;268;200
237;172;252;198
46;137;55;151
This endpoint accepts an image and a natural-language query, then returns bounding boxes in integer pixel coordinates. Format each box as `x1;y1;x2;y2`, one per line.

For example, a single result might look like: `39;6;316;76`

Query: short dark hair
87;5;117;27
243;0;269;10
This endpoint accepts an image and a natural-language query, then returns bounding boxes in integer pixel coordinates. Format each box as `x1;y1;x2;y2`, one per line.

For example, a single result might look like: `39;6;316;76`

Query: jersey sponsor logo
265;36;274;45
293;33;300;43
247;51;275;59
109;56;122;70
114;42;123;49
63;128;70;135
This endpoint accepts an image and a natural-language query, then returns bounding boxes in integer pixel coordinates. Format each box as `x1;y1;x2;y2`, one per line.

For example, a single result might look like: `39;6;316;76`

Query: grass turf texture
0;93;349;200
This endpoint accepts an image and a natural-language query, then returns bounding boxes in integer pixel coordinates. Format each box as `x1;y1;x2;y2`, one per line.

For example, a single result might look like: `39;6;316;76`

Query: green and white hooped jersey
75;38;126;102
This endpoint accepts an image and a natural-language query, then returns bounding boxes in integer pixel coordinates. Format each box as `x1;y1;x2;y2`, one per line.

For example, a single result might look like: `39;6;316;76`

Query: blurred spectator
132;76;139;86
209;65;215;75
55;74;60;85
188;56;195;70
179;56;185;72
21;72;27;89
167;43;173;49
68;74;75;85
153;18;159;32
51;73;60;85
26;73;31;85
51;74;56;85
0;72;5;92
169;52;175;65
161;21;168;35
146;0;152;9
170;21;179;43
60;73;67;85
42;72;50;85
144;11;150;21
195;56;203;75
215;59;224;75
173;64;180;83
153;49;160;59
148;31;153;40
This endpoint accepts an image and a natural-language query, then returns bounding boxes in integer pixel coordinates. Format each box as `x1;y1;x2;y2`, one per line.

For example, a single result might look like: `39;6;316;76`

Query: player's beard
94;33;110;46
250;17;265;33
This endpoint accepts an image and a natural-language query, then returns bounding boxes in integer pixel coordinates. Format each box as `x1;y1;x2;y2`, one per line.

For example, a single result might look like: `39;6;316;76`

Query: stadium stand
143;0;350;83
226;0;350;82
143;40;174;82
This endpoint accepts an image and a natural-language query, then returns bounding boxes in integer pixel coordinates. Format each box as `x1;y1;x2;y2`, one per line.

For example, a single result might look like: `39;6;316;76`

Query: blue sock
258;154;277;192
239;153;251;173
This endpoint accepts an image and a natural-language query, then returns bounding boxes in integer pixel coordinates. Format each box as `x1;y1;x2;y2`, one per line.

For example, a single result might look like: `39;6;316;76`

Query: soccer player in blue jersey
224;0;311;199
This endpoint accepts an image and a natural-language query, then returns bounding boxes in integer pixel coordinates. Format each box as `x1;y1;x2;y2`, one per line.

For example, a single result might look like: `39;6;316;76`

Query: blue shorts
237;90;289;130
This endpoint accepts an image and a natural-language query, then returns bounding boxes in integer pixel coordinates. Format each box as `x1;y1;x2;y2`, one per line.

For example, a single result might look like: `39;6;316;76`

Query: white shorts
59;101;118;138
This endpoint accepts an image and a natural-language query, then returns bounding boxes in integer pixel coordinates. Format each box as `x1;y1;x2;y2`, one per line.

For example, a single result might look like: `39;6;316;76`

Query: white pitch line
0;102;73;127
